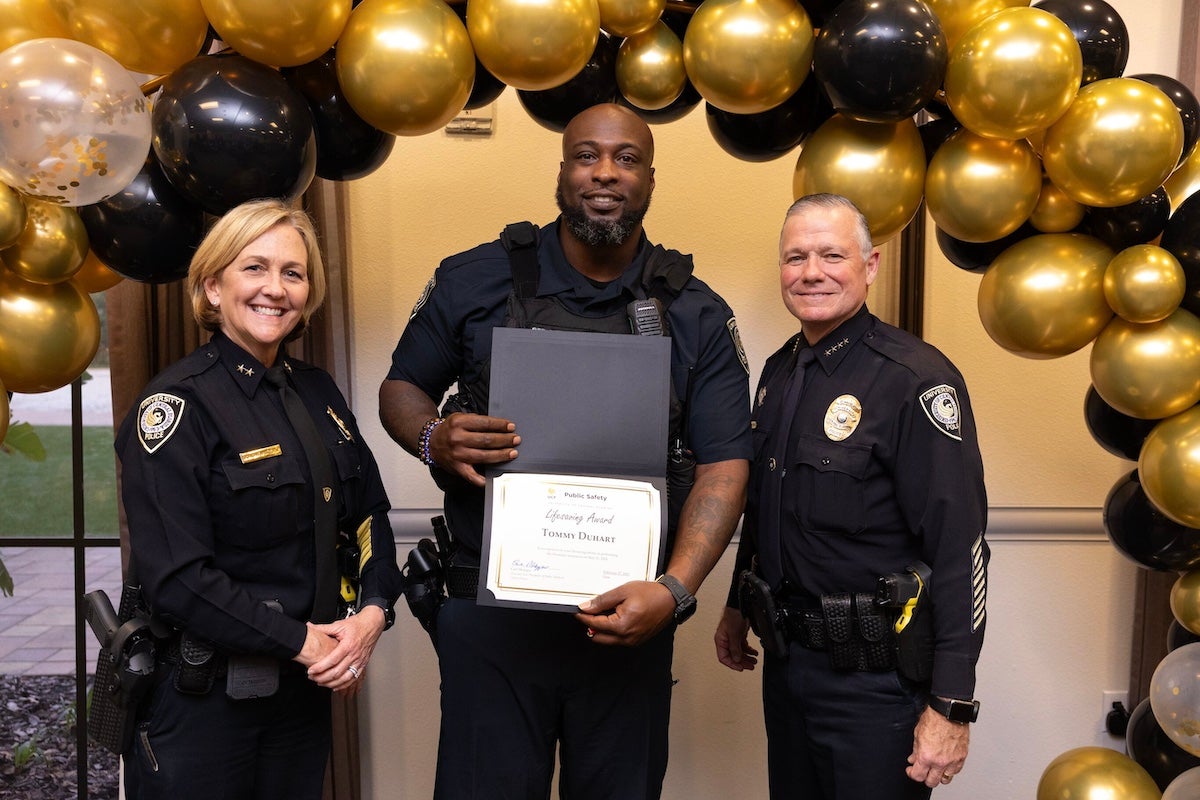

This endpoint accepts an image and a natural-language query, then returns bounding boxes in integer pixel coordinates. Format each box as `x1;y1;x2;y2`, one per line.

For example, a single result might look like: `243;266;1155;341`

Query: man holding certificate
379;103;750;799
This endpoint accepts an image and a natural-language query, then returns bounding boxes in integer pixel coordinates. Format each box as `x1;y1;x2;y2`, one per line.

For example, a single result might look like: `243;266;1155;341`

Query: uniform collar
537;218;651;306
210;330;277;398
807;306;872;375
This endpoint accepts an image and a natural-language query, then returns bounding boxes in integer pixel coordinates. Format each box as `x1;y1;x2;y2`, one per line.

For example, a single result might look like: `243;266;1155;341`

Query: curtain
106;179;360;799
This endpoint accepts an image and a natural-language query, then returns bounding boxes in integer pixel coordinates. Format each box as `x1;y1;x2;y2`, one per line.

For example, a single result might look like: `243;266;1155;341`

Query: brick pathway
0;546;123;675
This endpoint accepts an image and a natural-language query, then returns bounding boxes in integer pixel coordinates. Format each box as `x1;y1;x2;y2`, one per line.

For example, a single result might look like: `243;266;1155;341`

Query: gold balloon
977;233;1113;358
0;0;69;52
200;0;350;68
1029;177;1085;233
338;0;476;136
925;130;1041;242
56;0;209;75
924;0;1029;51
1140;405;1200;528
1045;78;1185;207
0;183;26;249
616;21;686;112
1036;747;1161;800
794;116;926;244
0;374;7;446
1171;571;1200;636
683;0;814;115
0;200;87;285
598;0;663;37
1104;245;1185;324
1091;309;1200;419
944;7;1082;140
1165;137;1200;212
72;249;124;294
0;268;100;394
468;0;600;92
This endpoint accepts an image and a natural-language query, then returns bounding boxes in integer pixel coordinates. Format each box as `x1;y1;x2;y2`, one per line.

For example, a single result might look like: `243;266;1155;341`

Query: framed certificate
478;327;672;611
484;473;661;606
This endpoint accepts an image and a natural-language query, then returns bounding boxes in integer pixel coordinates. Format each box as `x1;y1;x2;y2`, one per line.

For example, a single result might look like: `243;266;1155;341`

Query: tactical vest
440;222;696;536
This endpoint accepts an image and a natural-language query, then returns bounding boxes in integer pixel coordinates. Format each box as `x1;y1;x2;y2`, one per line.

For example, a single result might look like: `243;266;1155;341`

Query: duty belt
446;565;479;599
779;592;897;672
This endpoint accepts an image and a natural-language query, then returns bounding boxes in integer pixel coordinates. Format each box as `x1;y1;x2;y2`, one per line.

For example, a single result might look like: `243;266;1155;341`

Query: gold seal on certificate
484;473;662;607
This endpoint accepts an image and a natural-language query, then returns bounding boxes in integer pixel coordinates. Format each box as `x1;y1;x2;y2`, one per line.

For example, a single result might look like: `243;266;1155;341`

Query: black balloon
704;75;833;162
518;35;619;133
813;0;947;123
1131;73;1200;164
281;51;395;182
1126;698;1200;791
76;156;206;284
1084;385;1159;460
1104;470;1200;572
1083;188;1170;252
799;0;845;28
152;53;317;216
1168;619;1200;652
935;224;1035;274
1033;0;1129;85
1159;190;1200;318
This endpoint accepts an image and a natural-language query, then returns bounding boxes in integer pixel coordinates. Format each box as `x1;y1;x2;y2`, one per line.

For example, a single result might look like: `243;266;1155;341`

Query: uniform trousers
763;644;932;800
123;664;331;800
434;596;675;800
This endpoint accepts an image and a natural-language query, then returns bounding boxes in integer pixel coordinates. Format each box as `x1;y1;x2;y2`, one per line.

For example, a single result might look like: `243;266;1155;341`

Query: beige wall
346;1;1181;795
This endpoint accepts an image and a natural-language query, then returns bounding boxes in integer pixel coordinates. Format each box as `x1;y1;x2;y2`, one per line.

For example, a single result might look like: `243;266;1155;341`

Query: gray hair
784;194;874;258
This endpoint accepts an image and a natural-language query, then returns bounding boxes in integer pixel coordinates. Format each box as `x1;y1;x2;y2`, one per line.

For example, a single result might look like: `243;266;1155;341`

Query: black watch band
927;696;979;724
655;574;697;624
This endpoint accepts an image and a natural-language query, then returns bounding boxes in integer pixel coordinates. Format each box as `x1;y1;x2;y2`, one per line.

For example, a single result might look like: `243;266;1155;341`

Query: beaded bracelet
418;417;445;467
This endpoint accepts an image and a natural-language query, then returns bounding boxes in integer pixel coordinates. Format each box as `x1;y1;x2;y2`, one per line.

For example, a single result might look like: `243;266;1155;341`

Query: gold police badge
823;394;862;441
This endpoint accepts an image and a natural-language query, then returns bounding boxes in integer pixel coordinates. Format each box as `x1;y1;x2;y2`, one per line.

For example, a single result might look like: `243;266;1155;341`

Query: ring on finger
347;664;361;679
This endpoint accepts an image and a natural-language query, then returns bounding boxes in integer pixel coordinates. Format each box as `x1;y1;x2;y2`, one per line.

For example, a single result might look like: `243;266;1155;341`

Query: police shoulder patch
409;273;436;321
137;393;186;454
727;317;749;374
919;383;961;441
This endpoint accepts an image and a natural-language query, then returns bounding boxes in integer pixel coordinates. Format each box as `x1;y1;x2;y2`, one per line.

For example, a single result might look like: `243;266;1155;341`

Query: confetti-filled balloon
1151;644;1200;756
0;38;151;206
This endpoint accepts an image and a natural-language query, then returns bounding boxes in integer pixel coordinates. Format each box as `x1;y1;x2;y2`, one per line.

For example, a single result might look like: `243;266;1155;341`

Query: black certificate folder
479;327;672;611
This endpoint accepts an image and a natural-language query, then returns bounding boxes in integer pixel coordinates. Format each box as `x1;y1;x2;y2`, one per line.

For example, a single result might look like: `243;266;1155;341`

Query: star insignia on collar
236;364;254;377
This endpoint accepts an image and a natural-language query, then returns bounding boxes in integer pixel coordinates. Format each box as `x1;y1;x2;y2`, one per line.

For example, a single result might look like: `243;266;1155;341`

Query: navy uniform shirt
387;218;753;561
735;307;988;700
116;331;401;660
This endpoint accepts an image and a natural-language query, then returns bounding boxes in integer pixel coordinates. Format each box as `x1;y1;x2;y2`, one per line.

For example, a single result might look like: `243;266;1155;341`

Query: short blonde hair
187;199;326;339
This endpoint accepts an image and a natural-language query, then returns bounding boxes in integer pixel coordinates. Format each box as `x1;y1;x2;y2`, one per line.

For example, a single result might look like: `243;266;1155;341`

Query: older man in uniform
715;193;988;799
380;103;751;799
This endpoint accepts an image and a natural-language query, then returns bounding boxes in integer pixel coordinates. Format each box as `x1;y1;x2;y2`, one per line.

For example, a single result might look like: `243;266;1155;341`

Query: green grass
0;426;119;538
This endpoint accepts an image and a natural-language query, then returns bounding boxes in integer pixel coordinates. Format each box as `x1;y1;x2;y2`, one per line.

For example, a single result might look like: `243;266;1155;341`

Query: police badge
137;393;186;454
919;384;962;441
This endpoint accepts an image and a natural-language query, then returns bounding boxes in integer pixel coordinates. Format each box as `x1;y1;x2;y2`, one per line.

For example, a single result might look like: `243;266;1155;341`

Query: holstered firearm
84;584;157;755
737;564;788;659
402;515;452;645
876;561;935;683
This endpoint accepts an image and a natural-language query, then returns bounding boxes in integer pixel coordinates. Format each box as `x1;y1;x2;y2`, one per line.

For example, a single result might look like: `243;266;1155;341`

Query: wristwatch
655;574;697;624
927;696;980;724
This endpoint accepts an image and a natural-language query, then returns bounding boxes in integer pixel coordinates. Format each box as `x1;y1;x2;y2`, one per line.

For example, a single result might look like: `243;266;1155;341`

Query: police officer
117;199;402;799
379;103;751;799
714;194;988;799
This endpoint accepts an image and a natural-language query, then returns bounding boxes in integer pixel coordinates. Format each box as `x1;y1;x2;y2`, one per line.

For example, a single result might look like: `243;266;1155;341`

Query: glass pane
0;546;122;797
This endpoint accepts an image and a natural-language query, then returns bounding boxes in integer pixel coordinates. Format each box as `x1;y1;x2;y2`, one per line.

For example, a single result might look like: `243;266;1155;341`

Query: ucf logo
137;393;186;454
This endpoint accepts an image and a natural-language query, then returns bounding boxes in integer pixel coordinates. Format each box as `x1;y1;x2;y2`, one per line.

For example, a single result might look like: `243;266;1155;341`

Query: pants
123;664;331;800
763;644;932;800
433;597;676;800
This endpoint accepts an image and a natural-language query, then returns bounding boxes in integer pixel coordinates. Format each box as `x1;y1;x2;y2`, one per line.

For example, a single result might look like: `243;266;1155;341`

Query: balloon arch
4;0;1200;793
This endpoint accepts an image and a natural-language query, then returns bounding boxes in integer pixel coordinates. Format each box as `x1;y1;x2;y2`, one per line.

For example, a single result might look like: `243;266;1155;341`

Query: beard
556;187;651;247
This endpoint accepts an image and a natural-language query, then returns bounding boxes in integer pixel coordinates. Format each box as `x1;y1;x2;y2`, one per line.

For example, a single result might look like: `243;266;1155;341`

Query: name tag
239;444;283;464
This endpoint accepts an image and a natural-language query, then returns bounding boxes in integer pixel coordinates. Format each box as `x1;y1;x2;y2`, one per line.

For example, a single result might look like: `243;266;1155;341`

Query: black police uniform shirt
116;330;401;660
734;306;988;701
386;218;753;562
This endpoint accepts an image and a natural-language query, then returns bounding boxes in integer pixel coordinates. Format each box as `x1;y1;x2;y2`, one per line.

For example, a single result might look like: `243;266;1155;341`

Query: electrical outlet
1102;690;1129;733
